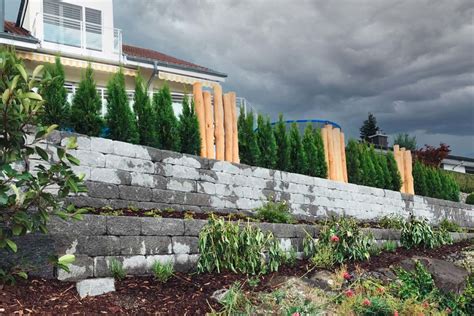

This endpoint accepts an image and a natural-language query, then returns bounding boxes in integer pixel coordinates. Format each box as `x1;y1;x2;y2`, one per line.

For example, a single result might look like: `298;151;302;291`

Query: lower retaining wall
33;131;473;227
1;215;473;281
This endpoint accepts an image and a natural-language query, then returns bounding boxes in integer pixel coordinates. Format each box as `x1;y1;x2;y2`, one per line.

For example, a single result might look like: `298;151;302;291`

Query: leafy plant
109;258;126;280
310;243;335;268
218;282;254;315
238;108;260;165
273;113;290;172
179;96;201;155
69;64;103;136
288;122;307;174
438;218;463;233
152;260;174;283
153;84;180;151
133;73;156;147
352;296;394;316
393;260;436;301
415;143;450;168
0;50;86;279
400;216;452;249
256;114;277;169
466;193;474;205
379;214;404;229
255;196;294;224
382;241;397;252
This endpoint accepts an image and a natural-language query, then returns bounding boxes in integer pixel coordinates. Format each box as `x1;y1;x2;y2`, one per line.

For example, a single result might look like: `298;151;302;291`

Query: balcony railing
32;12;122;57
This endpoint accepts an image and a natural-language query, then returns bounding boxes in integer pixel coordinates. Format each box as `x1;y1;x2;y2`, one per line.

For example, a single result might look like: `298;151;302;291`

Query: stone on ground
307;270;336;291
76;278;115;299
397;256;469;294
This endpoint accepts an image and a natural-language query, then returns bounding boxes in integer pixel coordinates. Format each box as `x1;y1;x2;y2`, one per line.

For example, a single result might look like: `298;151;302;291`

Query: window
43;0;82;47
85;8;102;50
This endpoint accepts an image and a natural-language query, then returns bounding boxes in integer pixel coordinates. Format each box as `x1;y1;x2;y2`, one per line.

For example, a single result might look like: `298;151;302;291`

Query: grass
152;260;174;283
109;258;126;280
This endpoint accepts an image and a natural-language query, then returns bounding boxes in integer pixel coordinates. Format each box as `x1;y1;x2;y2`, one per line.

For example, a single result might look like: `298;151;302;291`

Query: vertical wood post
332;128;343;181
229;92;239;163
340;132;348;182
203;91;215;159
404;150;414;194
223;93;233;161
213;84;224;160
321;125;330;179
326;125;337;180
193;83;206;157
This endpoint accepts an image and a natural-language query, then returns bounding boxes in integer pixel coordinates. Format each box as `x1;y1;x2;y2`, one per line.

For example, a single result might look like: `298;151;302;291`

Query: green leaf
16;271;28;279
2;88;10;104
31;65;44;80
12;225;23;236
16;64;28;81
66;153;80;166
35;146;49;161
57;147;65;159
24;92;43;101
58;254;75;265
6;239;17;253
66;137;78;150
46;124;58;135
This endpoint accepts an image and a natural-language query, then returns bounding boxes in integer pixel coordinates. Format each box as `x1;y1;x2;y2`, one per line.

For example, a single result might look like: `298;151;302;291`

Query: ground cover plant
400;216;452;249
0;49;86;281
152;260;174;283
255;196;295;224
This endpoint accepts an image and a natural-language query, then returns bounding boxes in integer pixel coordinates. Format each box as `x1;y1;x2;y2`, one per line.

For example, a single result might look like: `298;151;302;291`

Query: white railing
32;12;122;58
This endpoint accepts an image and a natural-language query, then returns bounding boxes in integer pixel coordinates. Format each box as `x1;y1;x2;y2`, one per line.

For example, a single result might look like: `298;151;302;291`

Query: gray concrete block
141;218;185;236
86;181;119;199
172;236;199;254
119;185;152;201
184;192;211;206
72;150;106;168
90;168;131;185
106;155;155;174
76;278;115;298
107;216;142;235
120;236;172;255
57;255;94;281
184;219;207;236
77;236;121;256
90;137;114;154
166;178;197;192
48;215;107;236
174;254;199;272
152;189;186;204
65;196;109;209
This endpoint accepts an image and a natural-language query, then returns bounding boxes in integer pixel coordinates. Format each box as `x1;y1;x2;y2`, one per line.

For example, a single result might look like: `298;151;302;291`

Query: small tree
256;114;277;169
368;146;384;188
288;122;307;174
273;114;290;171
360;144;377;187
105;70;139;144
346;139;362;184
179;96;201;155
386;152;402;191
393;133;417;151
359;112;379;141
40;56;69;128
302;125;319;177
415;143;450;168
133;74;156;147
313;128;328;178
238;109;260;165
70;65;103;136
153;84;180;151
377;153;392;190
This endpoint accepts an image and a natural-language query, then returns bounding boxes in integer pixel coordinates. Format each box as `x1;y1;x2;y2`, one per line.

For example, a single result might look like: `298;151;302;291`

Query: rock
397;256;469;294
366;268;397;284
307;270;336;291
211;288;228;303
76;278;115;298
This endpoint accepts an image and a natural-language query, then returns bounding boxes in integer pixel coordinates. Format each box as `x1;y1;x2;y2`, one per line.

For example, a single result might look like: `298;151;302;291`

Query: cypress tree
256;114;277;169
40;56;70;128
133;74;156;147
288;122;307;174
153;84;180;151
378;154;392;190
368;145;384;188
346;139;362;184
105;70;139;144
302;125;319;177
386;152;402;191
237;109;260;165
274;114;290;171
359;113;379;141
70;64;103;136
413;160;427;196
360;144;377;187
179;96;201;155
313;128;328;178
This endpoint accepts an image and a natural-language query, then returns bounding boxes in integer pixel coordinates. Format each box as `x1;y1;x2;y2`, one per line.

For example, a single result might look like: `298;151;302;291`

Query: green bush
237;108;260;165
273;114;290;172
105;69;139;144
400;217;452;249
70;64;103;136
152;260;174;282
153;84;180;151
413;161;460;202
40;56;69;128
0;49;86;280
197;216;287;274
133;74;156;147
379;214;404;229
303;125;327;178
313;127;328;178
255;197;294;224
179;96;201;156
256;114;277;169
393;260;436;301
438;218;463;232
109;258;126;280
442;170;474;193
288;122;307;174
466;193;474;205
382;240;397;252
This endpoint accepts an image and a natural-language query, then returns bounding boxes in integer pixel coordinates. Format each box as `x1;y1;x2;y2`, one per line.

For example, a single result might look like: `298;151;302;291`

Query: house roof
122;44;227;78
4;21;31;37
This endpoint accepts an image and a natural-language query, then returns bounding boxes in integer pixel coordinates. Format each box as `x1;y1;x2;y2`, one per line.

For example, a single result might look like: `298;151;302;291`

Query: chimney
0;0;4;33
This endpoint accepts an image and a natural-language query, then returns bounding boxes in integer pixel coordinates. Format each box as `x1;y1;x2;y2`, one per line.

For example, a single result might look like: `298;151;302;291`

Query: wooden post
213;84;224;160
326;125;337;181
203;91;215;159
404;150;414;195
223;93;233;161
193;83;206;157
229;92;239;163
321;125;330;179
340;132;348;182
332;128;343;181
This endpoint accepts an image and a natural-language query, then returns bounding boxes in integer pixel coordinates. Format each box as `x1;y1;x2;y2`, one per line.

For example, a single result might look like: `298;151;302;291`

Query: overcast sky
6;0;474;156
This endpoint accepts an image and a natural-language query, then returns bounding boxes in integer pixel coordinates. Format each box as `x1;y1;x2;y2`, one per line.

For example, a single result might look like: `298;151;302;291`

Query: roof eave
0;32;39;44
125;54;228;78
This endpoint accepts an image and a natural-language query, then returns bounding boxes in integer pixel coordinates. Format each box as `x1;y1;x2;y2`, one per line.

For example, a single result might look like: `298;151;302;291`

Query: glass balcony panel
44;21;81;47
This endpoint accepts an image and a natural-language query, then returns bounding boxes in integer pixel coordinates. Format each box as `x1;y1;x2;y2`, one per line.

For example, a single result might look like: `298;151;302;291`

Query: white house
0;0;228;114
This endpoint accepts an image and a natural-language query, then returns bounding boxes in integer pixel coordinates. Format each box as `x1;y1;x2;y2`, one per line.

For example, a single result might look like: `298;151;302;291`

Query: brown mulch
1;240;472;315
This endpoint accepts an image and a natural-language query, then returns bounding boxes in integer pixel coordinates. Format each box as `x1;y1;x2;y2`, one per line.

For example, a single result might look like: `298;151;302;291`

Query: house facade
0;0;227;115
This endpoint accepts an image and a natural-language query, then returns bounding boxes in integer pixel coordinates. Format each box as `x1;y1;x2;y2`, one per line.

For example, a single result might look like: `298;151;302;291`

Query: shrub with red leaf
414;143;450;168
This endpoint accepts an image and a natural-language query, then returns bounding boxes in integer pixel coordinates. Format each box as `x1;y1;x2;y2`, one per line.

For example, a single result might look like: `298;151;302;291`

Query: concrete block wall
34;131;474;228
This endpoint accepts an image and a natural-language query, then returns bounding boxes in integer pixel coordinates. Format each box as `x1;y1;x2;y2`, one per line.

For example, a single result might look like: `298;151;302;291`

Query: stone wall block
90;168;131;185
141;218;185;236
119;185;152;202
77;236;121;256
90;137;114;154
166;178;197;192
72;150;106;168
184;219;208;236
152;189;186;204
86;181;119;199
57;255;94;281
172;236;199;254
47;214;106;235
107;216;142;235
106;155;154;174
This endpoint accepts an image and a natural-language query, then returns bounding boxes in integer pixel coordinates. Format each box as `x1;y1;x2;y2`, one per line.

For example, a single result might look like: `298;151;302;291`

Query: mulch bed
1;240;472;315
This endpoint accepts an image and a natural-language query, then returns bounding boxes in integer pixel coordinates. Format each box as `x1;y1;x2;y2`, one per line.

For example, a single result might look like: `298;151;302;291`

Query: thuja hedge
413;160;460;202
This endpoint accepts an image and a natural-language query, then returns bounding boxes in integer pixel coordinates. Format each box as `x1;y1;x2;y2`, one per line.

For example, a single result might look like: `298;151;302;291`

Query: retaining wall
2;215;473;281
36;131;474;227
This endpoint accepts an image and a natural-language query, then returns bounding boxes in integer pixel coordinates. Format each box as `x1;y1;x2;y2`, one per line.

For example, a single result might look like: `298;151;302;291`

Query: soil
1;240;472;315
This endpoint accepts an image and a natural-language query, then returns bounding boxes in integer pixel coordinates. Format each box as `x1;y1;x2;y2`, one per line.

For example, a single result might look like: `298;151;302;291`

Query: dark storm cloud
12;1;473;154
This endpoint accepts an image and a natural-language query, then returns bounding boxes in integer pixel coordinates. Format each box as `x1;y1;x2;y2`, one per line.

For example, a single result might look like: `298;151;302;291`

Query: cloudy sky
6;0;474;156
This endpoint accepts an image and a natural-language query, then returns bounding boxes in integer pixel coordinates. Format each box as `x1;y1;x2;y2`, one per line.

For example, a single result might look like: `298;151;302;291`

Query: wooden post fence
193;83;239;163
394;145;414;195
321;124;348;183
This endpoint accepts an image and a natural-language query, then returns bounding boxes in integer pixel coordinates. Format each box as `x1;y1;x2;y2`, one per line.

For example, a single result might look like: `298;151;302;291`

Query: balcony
31;12;122;60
